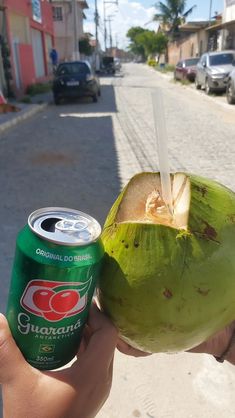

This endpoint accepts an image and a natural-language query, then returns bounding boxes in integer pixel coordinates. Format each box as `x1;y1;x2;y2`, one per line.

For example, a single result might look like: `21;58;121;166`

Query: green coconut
98;172;235;353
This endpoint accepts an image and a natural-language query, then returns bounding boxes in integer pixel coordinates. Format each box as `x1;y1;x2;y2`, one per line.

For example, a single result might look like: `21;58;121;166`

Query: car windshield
185;58;199;66
209;54;235;66
56;63;90;76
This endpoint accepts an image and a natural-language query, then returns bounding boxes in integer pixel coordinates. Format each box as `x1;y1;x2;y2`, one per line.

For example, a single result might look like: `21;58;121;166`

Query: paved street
1;63;235;417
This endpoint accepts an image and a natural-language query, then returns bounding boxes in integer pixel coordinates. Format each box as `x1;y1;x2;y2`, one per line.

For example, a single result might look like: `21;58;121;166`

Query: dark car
174;57;199;81
226;68;235;104
52;61;101;104
195;50;235;94
100;56;115;75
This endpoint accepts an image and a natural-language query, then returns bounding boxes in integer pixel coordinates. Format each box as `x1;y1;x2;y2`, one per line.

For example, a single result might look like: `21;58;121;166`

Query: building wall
55;37;74;61
224;0;235;22
52;1;86;61
168;30;208;65
222;0;235;49
18;44;35;87
5;0;54;95
8;13;30;44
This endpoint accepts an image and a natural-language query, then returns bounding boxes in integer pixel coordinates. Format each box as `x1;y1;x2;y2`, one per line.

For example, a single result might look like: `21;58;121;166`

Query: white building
222;0;235;49
51;0;88;61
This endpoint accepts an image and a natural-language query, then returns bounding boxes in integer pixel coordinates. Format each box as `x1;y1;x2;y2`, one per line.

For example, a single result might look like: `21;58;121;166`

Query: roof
206;19;235;31
179;21;211;32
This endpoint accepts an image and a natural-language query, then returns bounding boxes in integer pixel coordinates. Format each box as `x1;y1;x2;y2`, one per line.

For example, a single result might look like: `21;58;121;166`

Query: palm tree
154;0;196;39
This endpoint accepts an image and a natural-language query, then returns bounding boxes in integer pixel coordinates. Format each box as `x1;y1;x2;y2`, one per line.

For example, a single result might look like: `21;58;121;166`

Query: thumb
79;305;118;371
0;314;28;384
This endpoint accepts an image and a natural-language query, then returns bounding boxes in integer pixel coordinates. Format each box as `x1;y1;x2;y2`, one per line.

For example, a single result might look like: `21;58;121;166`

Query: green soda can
7;207;104;370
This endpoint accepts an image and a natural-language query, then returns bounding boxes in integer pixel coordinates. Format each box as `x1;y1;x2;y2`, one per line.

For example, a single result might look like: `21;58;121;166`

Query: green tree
154;0;196;39
136;31;168;60
79;37;93;56
126;27;146;60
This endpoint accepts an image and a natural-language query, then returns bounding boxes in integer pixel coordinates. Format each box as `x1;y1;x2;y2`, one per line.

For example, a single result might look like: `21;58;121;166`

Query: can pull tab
55;219;88;233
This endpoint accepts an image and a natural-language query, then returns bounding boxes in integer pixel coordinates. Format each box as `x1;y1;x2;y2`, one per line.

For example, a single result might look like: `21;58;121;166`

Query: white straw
152;89;173;215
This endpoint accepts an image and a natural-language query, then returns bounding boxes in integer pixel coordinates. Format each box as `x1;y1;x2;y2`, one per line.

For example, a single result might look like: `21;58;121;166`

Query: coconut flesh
115;172;190;230
98;172;235;353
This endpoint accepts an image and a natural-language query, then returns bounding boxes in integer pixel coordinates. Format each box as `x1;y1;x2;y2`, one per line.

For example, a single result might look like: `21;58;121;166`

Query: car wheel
195;77;201;90
226;81;235;105
92;94;98;103
205;79;211;95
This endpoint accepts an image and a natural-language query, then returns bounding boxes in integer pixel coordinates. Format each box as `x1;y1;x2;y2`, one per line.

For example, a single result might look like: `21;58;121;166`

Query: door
12;38;22;90
31;28;45;78
45;34;53;75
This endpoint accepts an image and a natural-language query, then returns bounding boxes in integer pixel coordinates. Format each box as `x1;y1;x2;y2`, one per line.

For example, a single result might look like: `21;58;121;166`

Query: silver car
226;68;235;104
195;50;235;94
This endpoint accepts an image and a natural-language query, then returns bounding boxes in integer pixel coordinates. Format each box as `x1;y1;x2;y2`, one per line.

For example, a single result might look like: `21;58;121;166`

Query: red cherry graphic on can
50;290;79;314
33;289;55;312
43;311;66;321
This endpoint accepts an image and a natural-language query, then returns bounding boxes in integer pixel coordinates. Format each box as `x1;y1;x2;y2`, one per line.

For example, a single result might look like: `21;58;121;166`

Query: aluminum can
7;207;104;370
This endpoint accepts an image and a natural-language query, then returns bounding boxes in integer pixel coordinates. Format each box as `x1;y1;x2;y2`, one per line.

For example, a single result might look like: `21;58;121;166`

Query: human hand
117;322;235;364
1;304;118;418
188;321;235;364
117;338;152;357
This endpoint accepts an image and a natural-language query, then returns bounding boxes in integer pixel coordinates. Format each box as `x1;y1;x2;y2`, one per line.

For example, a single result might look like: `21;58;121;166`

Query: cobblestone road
97;63;235;418
111;64;235;190
1;63;235;418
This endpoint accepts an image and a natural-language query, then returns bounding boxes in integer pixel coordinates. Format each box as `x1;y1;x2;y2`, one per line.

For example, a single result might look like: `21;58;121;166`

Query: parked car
226;68;235;104
174;57;199;81
100;56;115;75
195;50;235;94
52;61;101;105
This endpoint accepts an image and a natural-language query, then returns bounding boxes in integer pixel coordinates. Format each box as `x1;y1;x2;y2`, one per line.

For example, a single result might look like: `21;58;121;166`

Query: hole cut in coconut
116;173;190;230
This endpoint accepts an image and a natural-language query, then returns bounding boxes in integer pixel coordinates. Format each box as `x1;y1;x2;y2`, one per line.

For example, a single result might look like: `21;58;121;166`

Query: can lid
28;207;102;246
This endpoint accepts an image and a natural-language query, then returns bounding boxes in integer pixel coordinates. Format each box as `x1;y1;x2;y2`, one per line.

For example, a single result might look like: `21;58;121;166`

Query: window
176;61;182;68
209;53;235;66
56;62;91;76
200;55;206;66
53;6;63;21
184;58;199;67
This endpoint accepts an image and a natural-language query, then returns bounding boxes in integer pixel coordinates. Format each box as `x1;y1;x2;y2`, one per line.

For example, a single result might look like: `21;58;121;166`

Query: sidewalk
0;91;53;134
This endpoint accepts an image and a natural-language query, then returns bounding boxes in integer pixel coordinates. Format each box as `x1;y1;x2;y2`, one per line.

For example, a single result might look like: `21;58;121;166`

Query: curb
0;102;48;134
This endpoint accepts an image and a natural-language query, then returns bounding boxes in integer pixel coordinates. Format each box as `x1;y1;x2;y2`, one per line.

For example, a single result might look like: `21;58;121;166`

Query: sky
83;0;224;50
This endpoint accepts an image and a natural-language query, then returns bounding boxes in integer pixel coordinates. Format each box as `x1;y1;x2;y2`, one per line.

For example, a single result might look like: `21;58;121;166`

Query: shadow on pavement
51;84;118;114
0;83;121;316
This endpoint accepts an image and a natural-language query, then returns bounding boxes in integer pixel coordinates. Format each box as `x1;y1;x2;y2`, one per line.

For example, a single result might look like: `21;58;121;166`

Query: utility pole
209;0;213;21
107;16;113;50
103;0;118;52
94;0;100;71
115;33;118;49
72;0;80;60
94;0;98;46
103;1;107;51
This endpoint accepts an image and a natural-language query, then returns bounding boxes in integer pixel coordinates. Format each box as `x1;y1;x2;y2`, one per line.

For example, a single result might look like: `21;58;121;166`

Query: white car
195;50;235;94
226;68;235;104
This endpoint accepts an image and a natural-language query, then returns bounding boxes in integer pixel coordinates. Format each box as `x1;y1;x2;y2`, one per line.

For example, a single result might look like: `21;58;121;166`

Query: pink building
4;0;54;95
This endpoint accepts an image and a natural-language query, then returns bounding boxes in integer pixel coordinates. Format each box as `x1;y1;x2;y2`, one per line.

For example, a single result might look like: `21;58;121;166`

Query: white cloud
84;0;158;50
